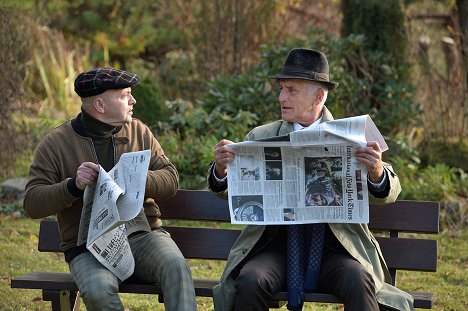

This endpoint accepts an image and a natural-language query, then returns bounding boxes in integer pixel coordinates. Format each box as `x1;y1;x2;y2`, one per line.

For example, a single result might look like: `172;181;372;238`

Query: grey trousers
69;228;197;311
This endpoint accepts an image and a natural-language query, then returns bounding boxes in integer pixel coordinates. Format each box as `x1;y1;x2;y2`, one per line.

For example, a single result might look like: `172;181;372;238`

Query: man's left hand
355;141;384;183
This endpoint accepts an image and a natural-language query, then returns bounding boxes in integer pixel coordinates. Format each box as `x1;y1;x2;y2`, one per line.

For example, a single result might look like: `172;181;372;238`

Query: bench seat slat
11;272;433;308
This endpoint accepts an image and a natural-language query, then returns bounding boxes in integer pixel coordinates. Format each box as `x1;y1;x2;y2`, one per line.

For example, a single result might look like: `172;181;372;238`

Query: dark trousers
318;245;380;311
233;238;286;311
232;230;382;311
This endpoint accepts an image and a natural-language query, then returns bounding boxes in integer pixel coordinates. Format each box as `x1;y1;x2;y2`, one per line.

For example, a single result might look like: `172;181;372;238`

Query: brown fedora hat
270;48;339;90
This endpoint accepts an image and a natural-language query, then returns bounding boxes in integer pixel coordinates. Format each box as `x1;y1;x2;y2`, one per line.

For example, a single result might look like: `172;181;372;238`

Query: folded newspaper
77;150;151;281
226;115;387;225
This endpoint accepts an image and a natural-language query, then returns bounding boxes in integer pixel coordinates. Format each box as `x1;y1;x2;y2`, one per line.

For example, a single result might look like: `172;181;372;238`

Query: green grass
1;216;466;310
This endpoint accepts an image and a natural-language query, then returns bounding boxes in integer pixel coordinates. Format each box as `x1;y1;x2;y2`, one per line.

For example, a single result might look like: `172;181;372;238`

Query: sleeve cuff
208;162;228;192
213;169;227;183
367;169;388;194
67;177;84;198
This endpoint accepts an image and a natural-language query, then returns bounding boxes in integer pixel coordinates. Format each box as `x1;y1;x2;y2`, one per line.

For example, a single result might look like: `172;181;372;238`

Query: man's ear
93;97;105;113
314;88;325;104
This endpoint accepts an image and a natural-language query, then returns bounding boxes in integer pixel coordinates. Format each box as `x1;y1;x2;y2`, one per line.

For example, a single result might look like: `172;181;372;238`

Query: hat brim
269;74;339;90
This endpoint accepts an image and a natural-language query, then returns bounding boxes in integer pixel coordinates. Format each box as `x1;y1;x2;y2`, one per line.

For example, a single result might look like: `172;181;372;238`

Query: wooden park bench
11;189;439;310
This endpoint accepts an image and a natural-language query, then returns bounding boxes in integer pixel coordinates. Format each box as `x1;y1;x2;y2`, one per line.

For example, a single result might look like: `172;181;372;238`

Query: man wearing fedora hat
24;67;197;310
207;49;413;311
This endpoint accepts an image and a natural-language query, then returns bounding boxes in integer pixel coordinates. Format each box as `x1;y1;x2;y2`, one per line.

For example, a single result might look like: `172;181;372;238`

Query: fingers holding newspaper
214;139;236;178
355;141;384;183
75;162;100;190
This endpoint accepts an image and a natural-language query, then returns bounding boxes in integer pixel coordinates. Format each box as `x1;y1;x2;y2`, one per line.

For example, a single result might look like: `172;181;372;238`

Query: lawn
0;216;466;310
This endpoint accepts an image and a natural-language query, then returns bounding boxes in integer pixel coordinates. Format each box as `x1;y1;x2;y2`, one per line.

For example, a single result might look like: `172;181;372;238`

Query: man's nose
278;89;287;102
130;94;136;105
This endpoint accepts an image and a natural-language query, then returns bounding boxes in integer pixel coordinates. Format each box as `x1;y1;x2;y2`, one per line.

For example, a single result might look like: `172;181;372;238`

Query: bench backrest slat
163;226;240;260
158;190;440;234
375;237;438;271
158;190;231;222
38;226;438;272
369;200;439;233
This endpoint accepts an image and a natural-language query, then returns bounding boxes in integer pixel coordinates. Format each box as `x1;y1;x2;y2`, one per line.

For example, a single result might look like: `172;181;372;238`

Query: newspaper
77;150;151;281
226;115;386;225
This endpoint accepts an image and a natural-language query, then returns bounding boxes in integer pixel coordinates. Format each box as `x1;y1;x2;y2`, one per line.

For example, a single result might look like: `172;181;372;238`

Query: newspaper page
77;149;151;281
226;115;386;225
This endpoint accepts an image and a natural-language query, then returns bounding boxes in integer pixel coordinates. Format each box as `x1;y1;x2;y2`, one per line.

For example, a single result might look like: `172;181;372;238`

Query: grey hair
306;81;328;105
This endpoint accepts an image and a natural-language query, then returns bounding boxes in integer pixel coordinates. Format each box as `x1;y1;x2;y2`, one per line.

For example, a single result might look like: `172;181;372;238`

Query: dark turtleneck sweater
79;109;121;172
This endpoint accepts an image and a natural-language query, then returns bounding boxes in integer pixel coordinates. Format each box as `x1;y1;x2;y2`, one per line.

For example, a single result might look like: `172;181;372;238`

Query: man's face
100;87;136;126
278;79;321;126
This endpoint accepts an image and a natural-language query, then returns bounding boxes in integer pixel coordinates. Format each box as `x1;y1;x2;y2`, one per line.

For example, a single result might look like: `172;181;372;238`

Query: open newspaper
77;149;151;281
226;115;387;225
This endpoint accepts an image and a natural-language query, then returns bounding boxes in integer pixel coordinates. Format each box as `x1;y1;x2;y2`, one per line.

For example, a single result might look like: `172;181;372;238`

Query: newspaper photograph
226;115;386;225
77;149;151;281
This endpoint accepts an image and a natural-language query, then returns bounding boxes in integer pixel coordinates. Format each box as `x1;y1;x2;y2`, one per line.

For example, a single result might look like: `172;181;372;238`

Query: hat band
282;65;329;82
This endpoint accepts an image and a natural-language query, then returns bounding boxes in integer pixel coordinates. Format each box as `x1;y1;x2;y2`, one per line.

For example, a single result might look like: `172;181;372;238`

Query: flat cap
74;67;139;98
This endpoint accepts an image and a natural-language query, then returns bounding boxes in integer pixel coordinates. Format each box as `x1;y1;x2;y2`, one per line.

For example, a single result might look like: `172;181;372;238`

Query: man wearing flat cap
207;49;413;311
24;67;197;310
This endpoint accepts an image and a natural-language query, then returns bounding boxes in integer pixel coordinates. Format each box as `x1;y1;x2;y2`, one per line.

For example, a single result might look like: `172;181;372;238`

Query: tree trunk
456;0;467;84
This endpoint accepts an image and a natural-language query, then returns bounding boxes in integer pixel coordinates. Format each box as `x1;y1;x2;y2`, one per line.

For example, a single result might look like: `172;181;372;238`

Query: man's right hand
75;162;100;190
213;139;236;178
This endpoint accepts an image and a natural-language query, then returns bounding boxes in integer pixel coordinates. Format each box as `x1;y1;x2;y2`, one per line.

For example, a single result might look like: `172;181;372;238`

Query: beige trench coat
208;106;414;311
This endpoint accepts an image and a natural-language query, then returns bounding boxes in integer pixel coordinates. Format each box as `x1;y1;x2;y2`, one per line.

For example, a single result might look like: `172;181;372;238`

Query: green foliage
42;1;185;66
339;0;417;135
159;130;218;190
0;200;24;216
153;99;216;189
393;158;468;230
341;0;409;66
131;78;168;126
396;163;466;201
159;49;203;102
419;139;468;172
199;74;274;140
322;34;418;136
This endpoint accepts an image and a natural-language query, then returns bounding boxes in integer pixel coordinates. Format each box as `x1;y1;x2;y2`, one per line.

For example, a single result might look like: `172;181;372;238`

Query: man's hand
213;139;236;178
355;141;384;183
75;162;100;190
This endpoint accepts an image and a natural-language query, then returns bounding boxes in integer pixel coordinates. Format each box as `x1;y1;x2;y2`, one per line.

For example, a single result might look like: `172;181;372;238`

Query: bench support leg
42;289;77;311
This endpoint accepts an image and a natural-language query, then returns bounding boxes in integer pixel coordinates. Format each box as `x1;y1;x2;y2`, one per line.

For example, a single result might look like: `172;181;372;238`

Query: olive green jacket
208;106;413;311
24;117;179;251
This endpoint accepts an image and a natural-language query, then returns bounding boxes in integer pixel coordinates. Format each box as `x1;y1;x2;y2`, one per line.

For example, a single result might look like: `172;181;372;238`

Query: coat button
242;249;248;254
